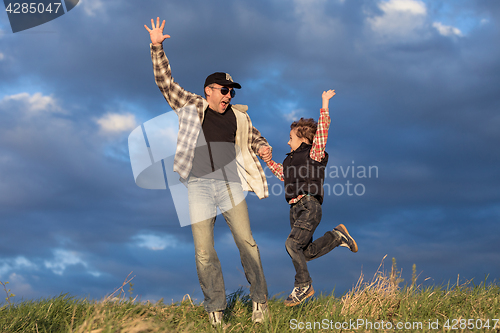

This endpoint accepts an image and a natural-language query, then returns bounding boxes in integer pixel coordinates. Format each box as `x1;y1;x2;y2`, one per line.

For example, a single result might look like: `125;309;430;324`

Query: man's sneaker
209;311;223;327
252;300;270;323
284;285;314;307
334;224;358;253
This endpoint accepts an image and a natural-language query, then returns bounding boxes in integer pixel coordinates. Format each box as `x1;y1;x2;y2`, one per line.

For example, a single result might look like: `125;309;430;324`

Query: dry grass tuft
341;255;404;319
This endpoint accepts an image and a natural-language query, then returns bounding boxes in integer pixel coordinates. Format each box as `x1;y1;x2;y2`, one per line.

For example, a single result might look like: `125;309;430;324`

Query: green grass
1;258;499;332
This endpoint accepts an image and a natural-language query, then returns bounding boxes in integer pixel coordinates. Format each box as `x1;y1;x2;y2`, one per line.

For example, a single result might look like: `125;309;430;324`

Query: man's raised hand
144;17;170;46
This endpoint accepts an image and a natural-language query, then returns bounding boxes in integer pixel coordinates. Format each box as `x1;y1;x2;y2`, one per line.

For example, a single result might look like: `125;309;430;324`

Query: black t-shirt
190;106;240;182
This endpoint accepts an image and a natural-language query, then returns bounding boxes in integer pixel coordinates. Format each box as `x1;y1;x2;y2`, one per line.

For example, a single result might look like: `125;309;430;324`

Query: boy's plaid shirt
151;44;270;189
267;108;331;204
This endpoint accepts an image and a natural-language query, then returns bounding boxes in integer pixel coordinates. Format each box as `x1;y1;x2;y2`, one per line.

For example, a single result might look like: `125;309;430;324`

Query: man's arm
145;17;199;111
250;126;273;161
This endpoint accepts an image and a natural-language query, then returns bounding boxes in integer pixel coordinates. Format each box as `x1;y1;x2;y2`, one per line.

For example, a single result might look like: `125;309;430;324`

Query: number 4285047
5;3;62;14
443;319;499;330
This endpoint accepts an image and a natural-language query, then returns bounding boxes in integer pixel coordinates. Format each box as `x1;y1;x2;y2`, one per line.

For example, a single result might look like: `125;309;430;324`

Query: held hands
258;146;272;163
322;89;336;110
144;17;170;46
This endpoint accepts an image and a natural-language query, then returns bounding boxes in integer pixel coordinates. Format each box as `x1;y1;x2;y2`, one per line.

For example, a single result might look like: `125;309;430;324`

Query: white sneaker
334;224;358;253
209;311;223;327
252;301;270;323
284;285;314;306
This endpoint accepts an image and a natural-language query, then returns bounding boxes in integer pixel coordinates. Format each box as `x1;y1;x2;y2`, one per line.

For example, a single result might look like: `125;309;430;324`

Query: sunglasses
211;86;236;98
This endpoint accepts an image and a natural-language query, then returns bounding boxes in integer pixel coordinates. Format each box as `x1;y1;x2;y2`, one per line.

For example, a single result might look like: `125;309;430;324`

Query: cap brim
221;81;241;89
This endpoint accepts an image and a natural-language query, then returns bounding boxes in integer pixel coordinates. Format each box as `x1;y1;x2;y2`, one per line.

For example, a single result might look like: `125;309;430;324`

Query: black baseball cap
204;72;241;89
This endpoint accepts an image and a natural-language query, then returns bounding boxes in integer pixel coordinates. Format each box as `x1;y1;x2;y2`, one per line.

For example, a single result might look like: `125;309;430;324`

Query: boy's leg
285;196;322;287
219;181;268;304
303;224;358;261
188;178;227;314
303;230;342;261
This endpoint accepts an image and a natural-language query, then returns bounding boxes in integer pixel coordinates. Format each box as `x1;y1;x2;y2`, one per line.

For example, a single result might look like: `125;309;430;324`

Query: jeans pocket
289;218;314;244
293;220;313;231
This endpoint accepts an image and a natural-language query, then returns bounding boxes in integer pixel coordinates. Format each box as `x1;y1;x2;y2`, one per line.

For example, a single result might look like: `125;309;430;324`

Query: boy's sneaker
252;300;270;323
284;285;314;307
209;311;223;327
334;224;358;253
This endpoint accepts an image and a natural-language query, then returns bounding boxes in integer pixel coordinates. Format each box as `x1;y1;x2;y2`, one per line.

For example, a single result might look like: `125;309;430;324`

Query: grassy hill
1;258;499;332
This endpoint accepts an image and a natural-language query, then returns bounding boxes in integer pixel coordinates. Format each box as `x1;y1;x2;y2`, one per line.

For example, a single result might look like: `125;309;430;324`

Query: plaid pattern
310;108;331;162
151;44;204;180
266;108;331;204
267;160;284;181
150;44;270;198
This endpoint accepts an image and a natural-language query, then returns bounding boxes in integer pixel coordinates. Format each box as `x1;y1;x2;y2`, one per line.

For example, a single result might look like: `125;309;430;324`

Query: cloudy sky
1;0;499;305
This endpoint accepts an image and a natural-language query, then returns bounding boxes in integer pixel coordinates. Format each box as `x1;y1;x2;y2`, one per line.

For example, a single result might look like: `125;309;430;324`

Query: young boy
262;89;358;306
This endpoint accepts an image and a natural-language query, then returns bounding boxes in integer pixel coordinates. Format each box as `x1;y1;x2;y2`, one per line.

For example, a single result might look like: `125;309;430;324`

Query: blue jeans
187;177;268;312
285;195;342;287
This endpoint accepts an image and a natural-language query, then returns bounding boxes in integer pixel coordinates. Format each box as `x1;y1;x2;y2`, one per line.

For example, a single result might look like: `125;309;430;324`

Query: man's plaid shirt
150;44;270;198
267;108;331;204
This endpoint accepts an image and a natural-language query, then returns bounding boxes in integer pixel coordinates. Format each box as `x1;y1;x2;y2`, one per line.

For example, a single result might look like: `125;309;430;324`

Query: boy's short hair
290;118;317;144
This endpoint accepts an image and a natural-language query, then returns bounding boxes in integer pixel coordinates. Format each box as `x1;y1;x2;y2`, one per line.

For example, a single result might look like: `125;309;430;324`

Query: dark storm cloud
0;0;499;304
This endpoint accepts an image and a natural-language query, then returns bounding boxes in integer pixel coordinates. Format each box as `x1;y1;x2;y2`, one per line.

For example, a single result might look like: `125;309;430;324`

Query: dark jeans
285;195;341;287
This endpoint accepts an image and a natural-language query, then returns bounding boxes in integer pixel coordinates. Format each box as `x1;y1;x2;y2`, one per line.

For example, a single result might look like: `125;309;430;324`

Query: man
144;17;272;326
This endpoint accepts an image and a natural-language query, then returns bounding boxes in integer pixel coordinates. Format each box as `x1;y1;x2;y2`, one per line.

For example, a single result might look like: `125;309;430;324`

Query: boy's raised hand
144;17;170;46
322;89;336;100
322;89;336;109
